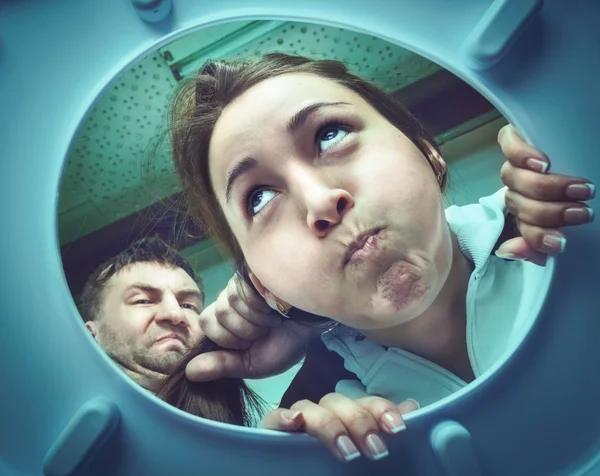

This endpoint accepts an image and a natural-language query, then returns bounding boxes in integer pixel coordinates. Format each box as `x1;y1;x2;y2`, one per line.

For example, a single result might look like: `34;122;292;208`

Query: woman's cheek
266;248;327;309
246;239;292;288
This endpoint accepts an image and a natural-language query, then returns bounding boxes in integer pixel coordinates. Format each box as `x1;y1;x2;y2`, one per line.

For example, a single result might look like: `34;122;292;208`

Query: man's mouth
155;333;186;346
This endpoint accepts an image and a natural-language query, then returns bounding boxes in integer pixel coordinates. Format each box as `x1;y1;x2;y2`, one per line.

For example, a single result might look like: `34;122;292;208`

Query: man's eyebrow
123;283;158;296
286;101;350;134
176;289;203;302
225;156;258;204
123;284;202;302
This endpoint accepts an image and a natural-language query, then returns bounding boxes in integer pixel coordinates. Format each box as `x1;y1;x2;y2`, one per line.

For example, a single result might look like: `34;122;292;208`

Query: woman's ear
248;272;293;316
425;141;448;174
85;321;98;340
423;141;447;178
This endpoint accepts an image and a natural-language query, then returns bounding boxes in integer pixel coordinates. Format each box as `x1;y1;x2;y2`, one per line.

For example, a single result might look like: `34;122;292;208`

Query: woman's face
209;73;453;331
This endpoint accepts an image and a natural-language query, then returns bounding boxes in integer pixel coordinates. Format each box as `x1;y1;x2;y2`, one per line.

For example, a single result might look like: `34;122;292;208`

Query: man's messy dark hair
79;237;204;322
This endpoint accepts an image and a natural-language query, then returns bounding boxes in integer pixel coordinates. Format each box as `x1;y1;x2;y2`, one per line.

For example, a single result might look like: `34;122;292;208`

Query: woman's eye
317;124;350;153
133;299;150;305
248;188;277;216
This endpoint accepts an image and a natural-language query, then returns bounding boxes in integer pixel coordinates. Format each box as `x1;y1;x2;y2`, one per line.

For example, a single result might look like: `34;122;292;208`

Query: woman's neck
362;233;475;382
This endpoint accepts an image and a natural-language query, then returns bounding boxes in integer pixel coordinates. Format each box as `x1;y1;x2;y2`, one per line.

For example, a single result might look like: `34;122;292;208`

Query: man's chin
142;354;184;375
157;346;188;360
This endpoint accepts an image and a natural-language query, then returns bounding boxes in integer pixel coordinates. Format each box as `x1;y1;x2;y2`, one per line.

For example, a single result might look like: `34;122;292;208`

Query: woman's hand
186;274;316;382
497;124;595;265
259;394;419;463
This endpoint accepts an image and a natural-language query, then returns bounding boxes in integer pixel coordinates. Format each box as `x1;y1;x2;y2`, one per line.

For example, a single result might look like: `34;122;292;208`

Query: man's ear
248;271;293;315
85;320;98;341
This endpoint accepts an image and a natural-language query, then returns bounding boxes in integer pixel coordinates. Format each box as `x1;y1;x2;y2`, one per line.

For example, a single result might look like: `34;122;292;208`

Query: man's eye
133;299;151;305
182;303;199;312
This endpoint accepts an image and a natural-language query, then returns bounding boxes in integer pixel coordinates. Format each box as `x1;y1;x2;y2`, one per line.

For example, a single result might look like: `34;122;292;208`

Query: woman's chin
375;262;430;310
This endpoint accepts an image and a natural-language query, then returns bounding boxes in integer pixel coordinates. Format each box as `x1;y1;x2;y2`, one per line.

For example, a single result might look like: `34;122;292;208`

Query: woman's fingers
258;408;305;432
185;348;248;382
287;399;364;462
227;275;280;325
261;395;420;463
501;162;595;202
497;124;551;173
198;274;281;349
496;220;567;262
199;302;251;350
504;190;594;229
213;299;271;341
316;393;389;461
515;219;567;255
495;237;547;266
496;124;595;264
353;396;419;435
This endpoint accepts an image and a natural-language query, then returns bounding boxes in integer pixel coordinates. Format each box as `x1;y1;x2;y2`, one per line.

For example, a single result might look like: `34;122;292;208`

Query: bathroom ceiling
58;20;497;295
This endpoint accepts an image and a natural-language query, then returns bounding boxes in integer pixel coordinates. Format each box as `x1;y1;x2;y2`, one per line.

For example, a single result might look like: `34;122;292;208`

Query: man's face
86;262;203;385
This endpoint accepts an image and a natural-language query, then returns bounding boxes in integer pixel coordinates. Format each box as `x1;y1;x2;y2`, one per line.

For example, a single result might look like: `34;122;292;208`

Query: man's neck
361;233;475;382
115;362;167;394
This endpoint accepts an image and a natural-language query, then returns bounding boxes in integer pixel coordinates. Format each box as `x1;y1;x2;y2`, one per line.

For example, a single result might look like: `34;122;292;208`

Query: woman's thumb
185;350;246;382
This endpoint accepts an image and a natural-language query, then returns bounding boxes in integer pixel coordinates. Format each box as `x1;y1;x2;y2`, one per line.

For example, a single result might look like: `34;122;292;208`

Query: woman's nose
306;188;354;237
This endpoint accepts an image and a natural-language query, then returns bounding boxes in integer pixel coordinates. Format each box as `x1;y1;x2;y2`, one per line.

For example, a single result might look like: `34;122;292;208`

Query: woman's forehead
212;74;358;142
209;74;363;175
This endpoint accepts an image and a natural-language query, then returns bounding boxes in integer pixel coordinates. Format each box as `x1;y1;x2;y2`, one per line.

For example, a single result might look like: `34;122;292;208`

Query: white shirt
321;188;547;407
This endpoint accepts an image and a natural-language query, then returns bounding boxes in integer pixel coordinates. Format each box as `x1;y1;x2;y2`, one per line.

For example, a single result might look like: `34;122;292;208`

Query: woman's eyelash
241;119;355;219
242;185;265;218
241;187;254;216
315;119;352;137
314;119;353;153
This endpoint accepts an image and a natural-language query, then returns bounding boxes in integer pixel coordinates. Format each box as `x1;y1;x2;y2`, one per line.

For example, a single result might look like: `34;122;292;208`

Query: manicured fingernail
382;411;405;434
366;434;389;460
564;207;595;224
542;233;567;253
398;398;420;414
337;435;360;462
566;183;596;200
281;410;301;422
526;158;549;174
494;251;527;261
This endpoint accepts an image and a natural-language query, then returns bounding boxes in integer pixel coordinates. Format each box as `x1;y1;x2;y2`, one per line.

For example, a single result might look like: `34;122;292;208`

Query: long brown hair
168;53;446;286
157;337;268;426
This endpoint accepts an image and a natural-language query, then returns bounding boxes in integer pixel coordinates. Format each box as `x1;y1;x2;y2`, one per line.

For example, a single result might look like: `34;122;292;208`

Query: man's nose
155;294;188;327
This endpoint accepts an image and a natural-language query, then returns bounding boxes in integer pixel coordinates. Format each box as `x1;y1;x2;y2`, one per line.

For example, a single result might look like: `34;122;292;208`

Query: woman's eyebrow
286;101;350;134
225;102;350;204
226;156;258;203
